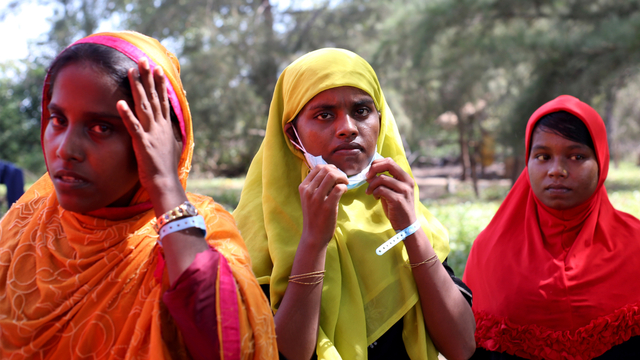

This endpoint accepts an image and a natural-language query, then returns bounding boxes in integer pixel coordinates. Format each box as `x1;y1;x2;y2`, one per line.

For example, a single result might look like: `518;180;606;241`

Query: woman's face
293;86;380;176
527;127;599;210
43;63;140;213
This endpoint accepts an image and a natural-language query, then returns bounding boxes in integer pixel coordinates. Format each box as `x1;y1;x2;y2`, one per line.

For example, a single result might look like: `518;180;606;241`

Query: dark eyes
314;107;372;120
533;154;587;161
48;116;112;135
355;108;371;117
316;112;332;120
49;115;66;127
90;124;112;134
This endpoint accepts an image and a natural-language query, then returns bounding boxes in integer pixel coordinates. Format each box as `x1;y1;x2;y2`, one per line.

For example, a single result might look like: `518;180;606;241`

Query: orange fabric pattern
0;31;276;360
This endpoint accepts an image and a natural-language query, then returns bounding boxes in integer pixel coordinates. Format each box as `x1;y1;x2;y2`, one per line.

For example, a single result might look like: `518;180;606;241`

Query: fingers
302;165;347;193
154;66;170;120
366;158;415;194
127;58;169;130
367;158;413;183
117;100;142;139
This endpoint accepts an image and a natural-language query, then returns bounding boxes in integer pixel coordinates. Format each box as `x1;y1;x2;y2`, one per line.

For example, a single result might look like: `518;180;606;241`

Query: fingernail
157;67;164;76
141;58;149;70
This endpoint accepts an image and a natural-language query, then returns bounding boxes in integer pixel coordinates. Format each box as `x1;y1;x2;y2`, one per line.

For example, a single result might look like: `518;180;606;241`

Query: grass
186;177;245;211
2;163;638;277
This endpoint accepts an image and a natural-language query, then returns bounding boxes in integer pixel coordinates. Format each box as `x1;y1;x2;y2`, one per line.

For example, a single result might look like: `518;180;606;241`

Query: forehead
51;64;122;100
530;127;592;150
303;86;375;109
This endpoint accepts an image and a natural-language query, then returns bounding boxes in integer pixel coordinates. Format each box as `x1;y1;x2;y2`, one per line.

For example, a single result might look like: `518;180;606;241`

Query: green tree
0;61;47;176
377;0;640;180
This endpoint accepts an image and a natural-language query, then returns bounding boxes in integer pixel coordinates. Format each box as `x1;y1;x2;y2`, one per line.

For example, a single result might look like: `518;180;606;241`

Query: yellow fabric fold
234;48;449;359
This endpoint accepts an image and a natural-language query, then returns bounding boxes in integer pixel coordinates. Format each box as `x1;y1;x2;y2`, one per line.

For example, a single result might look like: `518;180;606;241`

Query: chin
542;199;574;211
57;196;99;214
341;165;366;176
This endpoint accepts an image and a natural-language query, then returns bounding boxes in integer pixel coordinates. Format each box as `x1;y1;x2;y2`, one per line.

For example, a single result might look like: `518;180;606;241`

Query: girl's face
527;127;599;210
292;86;380;176
43;63;140;213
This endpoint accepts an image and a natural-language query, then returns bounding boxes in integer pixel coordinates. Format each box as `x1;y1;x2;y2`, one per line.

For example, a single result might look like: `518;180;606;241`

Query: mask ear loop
288;125;313;170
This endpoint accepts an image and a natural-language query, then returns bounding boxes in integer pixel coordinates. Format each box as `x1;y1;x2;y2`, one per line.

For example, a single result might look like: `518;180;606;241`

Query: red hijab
463;95;640;359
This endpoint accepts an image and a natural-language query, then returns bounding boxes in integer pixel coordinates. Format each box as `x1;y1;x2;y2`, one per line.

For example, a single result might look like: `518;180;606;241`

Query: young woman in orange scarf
0;31;276;360
465;95;640;359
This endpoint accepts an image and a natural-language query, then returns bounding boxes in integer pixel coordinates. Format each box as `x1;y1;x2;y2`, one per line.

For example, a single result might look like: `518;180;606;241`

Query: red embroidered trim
474;304;640;360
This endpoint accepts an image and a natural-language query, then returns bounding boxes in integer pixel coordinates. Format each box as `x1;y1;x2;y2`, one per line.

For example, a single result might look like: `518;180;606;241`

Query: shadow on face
286;86;380;176
527;127;599;210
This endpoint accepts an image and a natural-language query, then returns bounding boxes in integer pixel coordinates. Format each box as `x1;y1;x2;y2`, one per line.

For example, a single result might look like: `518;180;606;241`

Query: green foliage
4;0;640;179
0;61;47;176
376;0;640;158
425;199;500;277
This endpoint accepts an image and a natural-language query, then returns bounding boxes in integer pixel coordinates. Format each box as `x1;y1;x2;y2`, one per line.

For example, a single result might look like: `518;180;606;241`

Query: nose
548;158;567;178
336;114;358;140
56;128;85;162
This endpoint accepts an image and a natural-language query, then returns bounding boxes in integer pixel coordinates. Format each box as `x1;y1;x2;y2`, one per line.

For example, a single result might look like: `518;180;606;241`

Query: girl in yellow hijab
0;31;276;359
234;48;475;360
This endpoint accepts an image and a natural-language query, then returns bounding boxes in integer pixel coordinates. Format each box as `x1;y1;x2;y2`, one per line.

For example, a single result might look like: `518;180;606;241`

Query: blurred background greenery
2;0;640;275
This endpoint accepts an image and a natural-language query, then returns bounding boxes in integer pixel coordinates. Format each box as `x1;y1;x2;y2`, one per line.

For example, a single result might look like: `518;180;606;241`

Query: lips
333;142;364;154
52;169;90;188
545;184;571;193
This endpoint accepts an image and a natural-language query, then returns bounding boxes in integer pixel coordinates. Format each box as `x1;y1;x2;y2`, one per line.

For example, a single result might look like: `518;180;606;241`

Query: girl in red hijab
464;95;640;359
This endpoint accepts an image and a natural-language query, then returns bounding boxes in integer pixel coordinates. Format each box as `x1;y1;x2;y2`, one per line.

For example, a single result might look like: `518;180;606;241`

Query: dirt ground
412;163;512;200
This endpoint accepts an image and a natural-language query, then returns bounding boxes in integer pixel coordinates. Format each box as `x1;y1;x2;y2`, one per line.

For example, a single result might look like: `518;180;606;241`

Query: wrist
377;219;422;256
299;231;330;253
392;214;418;232
147;178;188;217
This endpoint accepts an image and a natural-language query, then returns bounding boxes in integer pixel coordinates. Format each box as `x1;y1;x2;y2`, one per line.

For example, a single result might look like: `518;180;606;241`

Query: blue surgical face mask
289;126;382;190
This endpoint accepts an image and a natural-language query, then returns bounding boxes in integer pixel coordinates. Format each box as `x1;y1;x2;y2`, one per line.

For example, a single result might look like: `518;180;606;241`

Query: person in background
464;95;640;359
234;48;475;360
0;31;276;360
0;160;25;207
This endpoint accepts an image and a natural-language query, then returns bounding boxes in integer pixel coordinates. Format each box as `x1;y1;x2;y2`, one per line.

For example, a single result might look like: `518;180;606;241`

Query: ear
284;121;297;143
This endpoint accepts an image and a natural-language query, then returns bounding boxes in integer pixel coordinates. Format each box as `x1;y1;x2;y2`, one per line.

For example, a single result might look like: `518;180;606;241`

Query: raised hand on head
116;57;184;207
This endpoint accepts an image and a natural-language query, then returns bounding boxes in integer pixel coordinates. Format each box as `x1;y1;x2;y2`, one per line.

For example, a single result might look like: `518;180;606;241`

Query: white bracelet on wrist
158;215;207;246
376;220;421;256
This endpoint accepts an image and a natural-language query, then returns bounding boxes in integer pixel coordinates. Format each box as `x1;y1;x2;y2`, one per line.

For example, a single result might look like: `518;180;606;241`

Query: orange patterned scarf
0;31;276;360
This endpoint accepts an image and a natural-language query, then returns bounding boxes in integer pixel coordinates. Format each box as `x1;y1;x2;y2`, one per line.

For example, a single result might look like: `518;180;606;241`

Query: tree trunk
457;112;470;181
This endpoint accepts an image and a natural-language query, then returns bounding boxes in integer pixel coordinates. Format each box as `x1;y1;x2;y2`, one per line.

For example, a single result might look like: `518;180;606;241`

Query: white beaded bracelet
158;215;207;246
376;220;421;255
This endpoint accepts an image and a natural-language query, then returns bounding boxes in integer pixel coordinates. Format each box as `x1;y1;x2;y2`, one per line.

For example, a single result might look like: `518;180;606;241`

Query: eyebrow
530;143;590;151
306;97;376;112
306;103;338;112
48;103;123;121
353;98;376;108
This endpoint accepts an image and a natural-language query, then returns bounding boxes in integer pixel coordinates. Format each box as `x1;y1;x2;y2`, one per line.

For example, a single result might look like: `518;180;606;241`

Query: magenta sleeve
162;248;221;360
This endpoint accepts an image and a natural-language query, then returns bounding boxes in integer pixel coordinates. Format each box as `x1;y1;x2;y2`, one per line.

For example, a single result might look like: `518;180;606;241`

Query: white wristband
158;215;207;246
376;220;421;256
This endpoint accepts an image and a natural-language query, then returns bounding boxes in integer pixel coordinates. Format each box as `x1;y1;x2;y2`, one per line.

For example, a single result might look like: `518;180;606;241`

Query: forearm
273;235;327;360
149;178;209;286
404;230;476;360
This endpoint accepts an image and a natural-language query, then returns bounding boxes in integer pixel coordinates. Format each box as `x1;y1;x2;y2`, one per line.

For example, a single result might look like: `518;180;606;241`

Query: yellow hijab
234;48;450;359
0;31;276;360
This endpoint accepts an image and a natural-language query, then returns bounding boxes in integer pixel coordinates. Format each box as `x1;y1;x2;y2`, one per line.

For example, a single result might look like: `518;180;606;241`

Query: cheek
362;119;380;145
106;136;138;180
42;127;58;161
585;162;599;191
